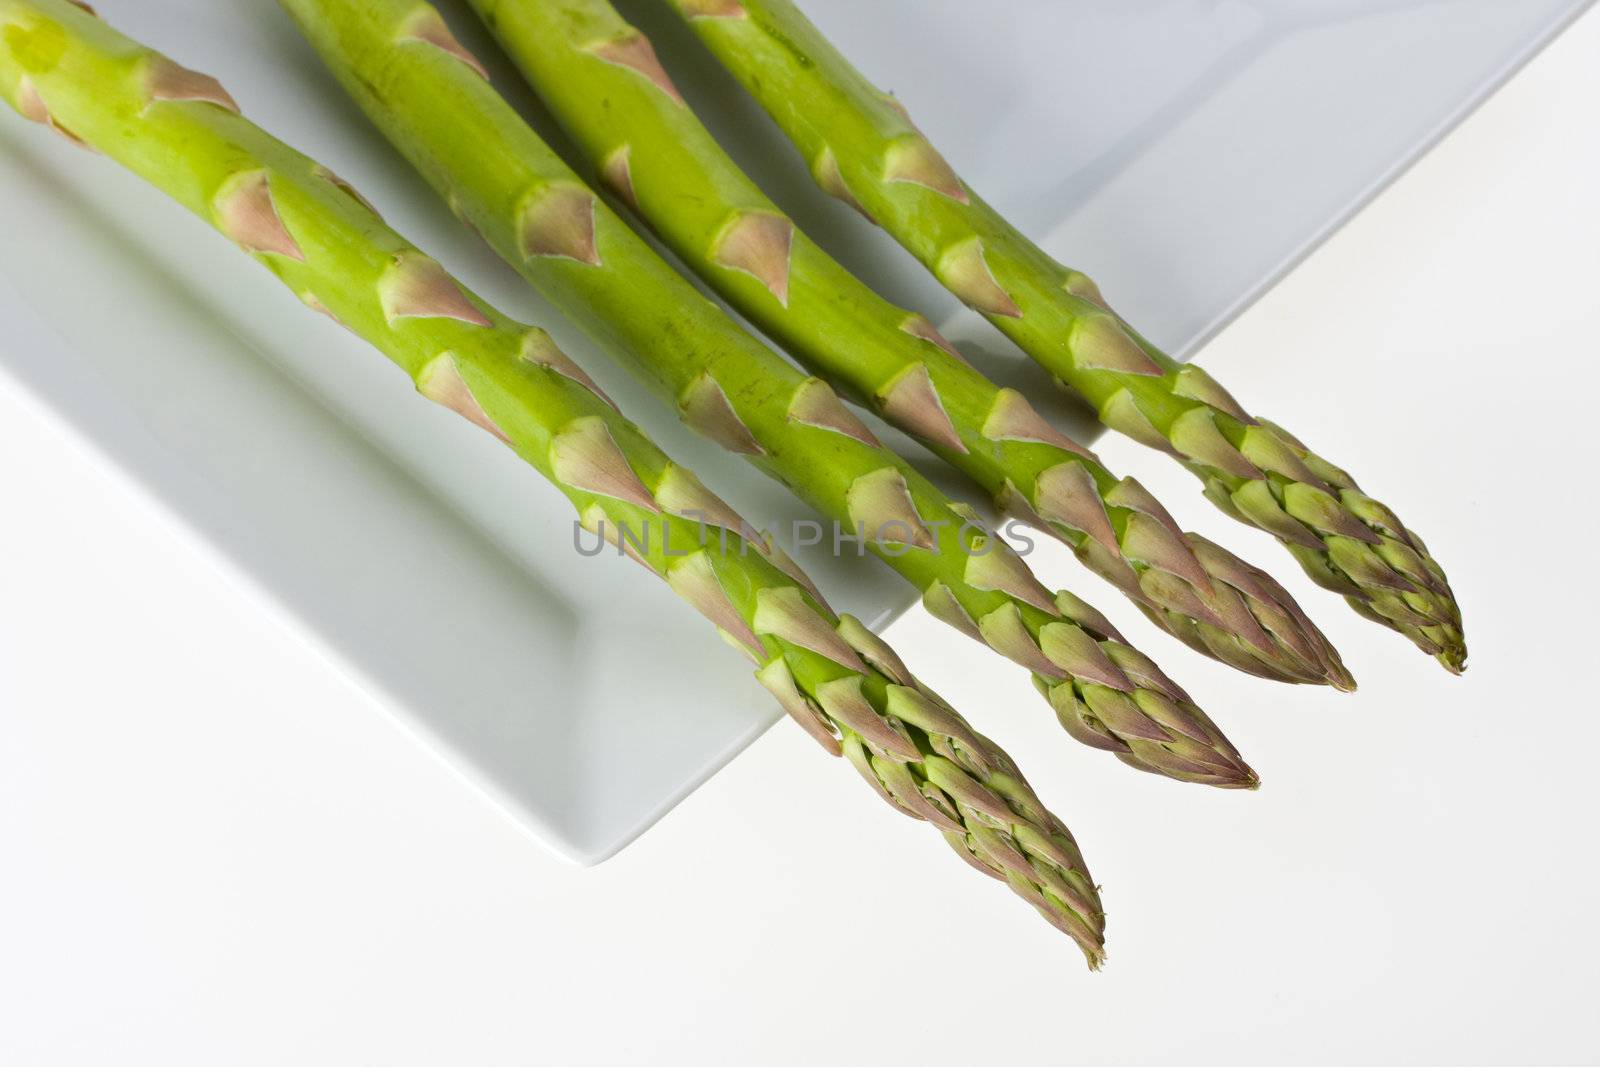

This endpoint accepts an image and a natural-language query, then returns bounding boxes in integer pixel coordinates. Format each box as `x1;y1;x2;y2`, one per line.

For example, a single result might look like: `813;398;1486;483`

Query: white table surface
3;10;1597;1067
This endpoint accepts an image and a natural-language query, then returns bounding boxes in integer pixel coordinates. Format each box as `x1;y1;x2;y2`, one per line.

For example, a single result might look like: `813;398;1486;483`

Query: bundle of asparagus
0;0;1109;959
281;0;1259;789
467;0;1353;691
2;0;1476;964
664;0;1466;674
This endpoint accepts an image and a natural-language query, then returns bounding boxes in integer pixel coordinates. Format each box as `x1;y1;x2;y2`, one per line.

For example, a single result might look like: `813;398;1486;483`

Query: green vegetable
281;0;1260;789
666;0;1465;674
0;0;1108;959
469;0;1352;691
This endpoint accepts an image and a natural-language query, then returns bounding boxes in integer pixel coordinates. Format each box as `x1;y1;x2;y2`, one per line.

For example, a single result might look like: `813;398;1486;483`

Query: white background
4;10;1598;1067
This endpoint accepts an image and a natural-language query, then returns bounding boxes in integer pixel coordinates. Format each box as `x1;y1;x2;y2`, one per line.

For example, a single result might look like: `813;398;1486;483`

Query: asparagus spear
467;0;1352;691
664;0;1466;674
0;0;1111;958
280;0;1259;789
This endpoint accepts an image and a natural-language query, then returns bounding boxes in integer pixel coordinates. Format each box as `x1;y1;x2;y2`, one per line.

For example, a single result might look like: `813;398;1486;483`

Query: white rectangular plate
1;0;1588;864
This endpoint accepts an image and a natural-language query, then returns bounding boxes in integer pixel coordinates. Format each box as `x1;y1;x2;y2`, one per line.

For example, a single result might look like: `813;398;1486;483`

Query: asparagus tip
1228;765;1262;792
1060;911;1107;970
1329;665;1359;694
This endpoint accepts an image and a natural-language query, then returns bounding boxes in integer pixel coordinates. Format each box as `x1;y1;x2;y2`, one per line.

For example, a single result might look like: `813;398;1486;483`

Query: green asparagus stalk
664;0;1466;674
0;0;1111;958
468;0;1352;691
280;0;1259;789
